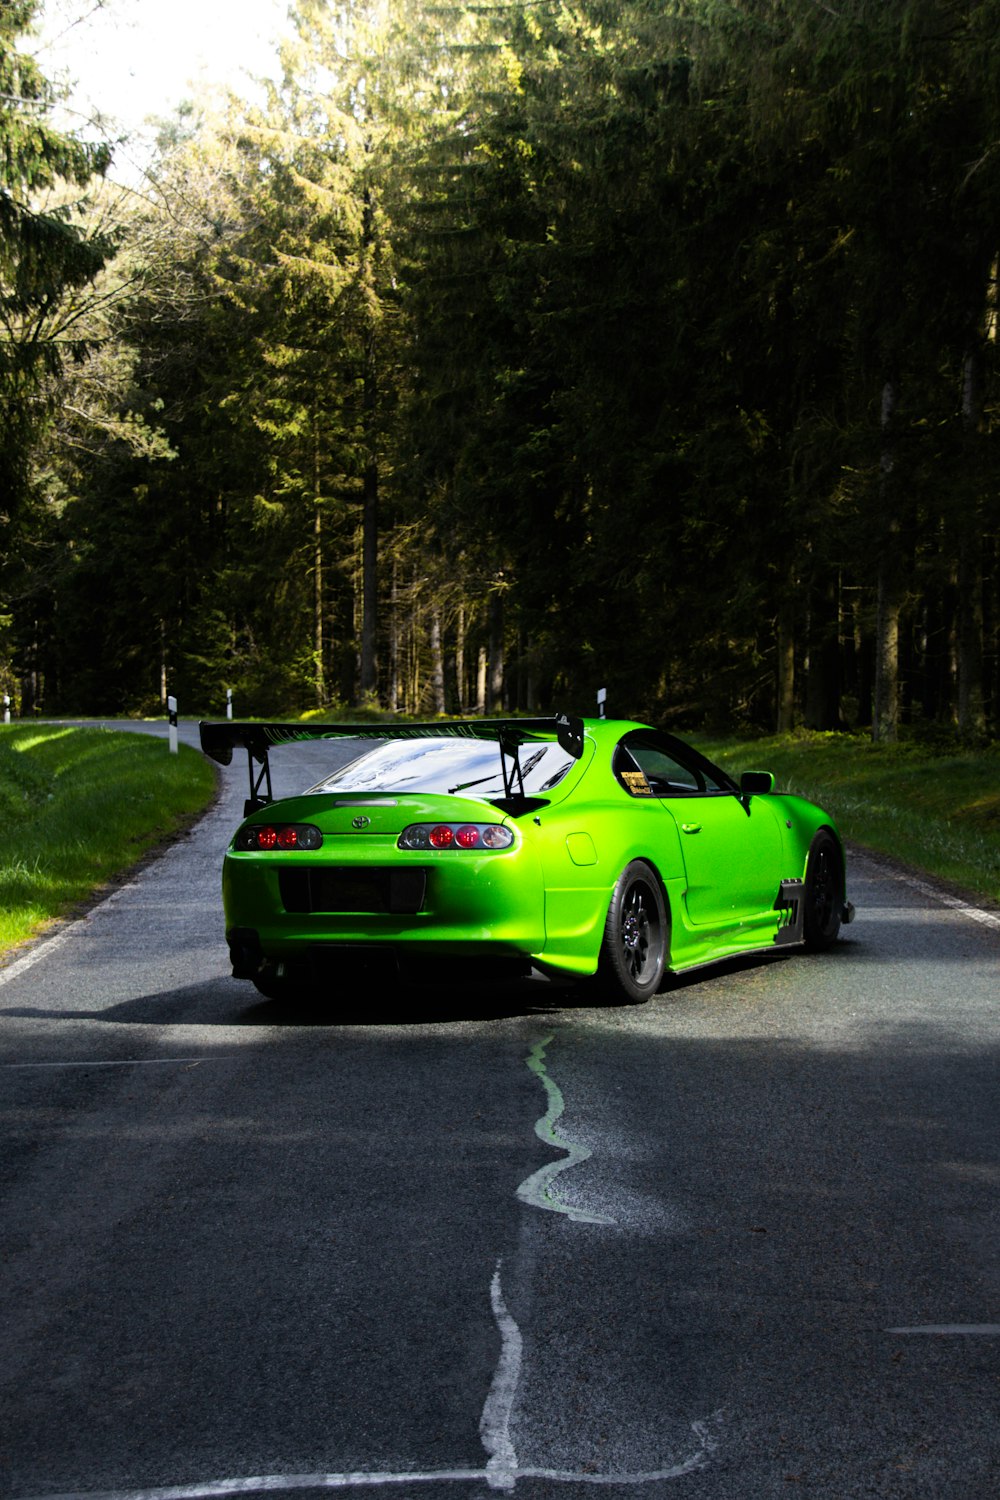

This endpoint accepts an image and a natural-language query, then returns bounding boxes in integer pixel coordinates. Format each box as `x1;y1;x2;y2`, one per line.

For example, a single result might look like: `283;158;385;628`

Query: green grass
697;730;1000;907
0;725;217;954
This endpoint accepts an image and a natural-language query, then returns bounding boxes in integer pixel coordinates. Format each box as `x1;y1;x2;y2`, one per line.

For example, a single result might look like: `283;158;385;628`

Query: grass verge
0;725;217;955
697;730;1000;908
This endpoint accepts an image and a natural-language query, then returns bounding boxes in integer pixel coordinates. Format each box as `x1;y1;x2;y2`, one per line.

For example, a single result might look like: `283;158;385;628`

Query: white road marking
875;864;1000;930
13;1474;487;1499
515;1035;615;1225
888;1324;1000;1335
480;1260;522;1491
9;1032;726;1500
2;1059;228;1070
15;1440;724;1500
13;1267;725;1499
0;925;77;987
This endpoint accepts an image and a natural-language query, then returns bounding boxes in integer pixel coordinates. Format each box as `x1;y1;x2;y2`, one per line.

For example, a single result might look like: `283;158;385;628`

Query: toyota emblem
352;815;371;829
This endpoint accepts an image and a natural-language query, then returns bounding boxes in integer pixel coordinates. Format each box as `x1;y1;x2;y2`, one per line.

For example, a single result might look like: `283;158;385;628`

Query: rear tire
598;860;668;1004
803;831;843;950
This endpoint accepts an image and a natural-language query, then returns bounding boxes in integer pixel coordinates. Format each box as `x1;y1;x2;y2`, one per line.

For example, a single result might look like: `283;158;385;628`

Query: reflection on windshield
310;737;574;797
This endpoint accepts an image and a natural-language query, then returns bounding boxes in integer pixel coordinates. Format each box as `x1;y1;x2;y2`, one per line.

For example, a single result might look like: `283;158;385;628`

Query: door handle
681;823;702;834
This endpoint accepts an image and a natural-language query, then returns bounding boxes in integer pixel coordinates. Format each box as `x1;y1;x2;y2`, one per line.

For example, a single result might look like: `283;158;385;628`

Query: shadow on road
3;975;575;1028
1;945;825;1030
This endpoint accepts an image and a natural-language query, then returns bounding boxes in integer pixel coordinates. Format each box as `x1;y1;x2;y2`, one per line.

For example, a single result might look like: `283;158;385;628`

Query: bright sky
36;0;291;172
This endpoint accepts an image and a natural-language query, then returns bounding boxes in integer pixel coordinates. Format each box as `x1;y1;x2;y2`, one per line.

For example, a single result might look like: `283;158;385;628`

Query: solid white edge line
874;864;1000;930
0;875;149;991
888;1325;1000;1335
2;1059;230;1070
0;925;78;988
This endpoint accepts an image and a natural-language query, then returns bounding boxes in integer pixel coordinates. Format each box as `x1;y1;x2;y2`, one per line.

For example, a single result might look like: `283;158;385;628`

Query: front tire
598;860;668;1003
803;831;843;950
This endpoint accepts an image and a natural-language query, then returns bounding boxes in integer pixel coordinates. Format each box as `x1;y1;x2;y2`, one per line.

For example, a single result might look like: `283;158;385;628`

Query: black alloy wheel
803;830;843;950
599;860;668;1003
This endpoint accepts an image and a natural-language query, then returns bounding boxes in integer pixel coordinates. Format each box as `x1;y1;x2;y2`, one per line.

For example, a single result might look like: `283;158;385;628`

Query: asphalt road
2;723;1000;1500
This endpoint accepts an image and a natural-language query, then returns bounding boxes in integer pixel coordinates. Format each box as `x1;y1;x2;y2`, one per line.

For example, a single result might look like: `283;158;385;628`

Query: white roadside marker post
168;694;178;755
226;688;233;720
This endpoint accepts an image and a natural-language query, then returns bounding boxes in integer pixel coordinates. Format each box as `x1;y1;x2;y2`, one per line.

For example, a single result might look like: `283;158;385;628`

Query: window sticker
621;769;653;796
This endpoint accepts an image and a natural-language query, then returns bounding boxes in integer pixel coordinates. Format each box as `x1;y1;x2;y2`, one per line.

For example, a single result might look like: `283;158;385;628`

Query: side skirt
668;939;801;978
664;877;805;974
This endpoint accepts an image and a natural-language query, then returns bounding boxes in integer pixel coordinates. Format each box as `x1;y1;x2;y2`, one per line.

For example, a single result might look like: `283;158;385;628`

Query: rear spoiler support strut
247;754;273;815
498;729;526;802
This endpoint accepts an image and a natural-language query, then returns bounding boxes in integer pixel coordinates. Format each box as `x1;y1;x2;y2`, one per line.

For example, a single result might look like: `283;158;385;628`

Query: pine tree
0;0;112;530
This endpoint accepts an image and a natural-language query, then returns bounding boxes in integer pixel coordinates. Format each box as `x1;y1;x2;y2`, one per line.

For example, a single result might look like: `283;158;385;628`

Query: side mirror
740;771;775;796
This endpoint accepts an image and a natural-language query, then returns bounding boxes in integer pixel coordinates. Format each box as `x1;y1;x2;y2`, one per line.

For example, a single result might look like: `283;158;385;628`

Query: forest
2;0;1000;738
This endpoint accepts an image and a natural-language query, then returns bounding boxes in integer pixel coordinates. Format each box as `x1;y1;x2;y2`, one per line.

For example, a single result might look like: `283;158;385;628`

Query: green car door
615;731;783;928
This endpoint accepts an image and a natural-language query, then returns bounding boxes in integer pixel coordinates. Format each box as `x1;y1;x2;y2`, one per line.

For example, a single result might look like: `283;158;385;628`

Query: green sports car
199;714;854;1004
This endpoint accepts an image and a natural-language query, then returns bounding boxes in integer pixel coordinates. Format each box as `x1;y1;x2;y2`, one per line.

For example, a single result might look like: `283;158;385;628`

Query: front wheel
803;831;843;950
598;860;668;1004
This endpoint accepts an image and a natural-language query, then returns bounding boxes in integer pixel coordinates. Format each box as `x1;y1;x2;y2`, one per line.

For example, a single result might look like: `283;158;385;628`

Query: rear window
310;737;575;797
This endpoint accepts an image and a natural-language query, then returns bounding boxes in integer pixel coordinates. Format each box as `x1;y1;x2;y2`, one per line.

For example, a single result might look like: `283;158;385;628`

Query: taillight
235;823;323;851
398;823;514;851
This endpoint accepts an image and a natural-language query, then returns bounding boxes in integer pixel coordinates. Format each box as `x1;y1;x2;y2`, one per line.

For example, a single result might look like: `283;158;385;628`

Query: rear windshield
310;736;575;797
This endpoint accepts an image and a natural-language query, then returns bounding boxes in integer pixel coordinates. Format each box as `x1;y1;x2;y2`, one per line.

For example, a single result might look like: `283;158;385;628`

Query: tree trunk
487;589;504;713
358;170;379;705
988;537;1000;738
804;570;841;730
476;646;487;716
872;378;901;742
957;345;986;740
387;559;399;714
430;607;446;715
775;593;795;734
455;605;466;713
359;318;378;703
313;418;325;709
873;562;901;742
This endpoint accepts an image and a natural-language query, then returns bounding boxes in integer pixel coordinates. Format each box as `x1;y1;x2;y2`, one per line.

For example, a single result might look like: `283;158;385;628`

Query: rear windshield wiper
448;773;502;794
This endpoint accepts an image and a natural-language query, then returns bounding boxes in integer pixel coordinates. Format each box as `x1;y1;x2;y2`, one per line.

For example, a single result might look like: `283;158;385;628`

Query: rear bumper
226;926;532;984
222;846;546;958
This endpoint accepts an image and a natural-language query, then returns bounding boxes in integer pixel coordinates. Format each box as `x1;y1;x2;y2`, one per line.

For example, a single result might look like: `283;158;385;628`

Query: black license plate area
280;867;427;915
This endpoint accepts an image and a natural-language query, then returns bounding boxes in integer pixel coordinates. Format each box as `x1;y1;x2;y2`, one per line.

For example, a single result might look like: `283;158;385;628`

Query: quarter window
614;734;725;797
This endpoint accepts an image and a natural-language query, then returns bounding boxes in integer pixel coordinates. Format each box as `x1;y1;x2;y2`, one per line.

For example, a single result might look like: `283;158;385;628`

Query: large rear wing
199;714;586;814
